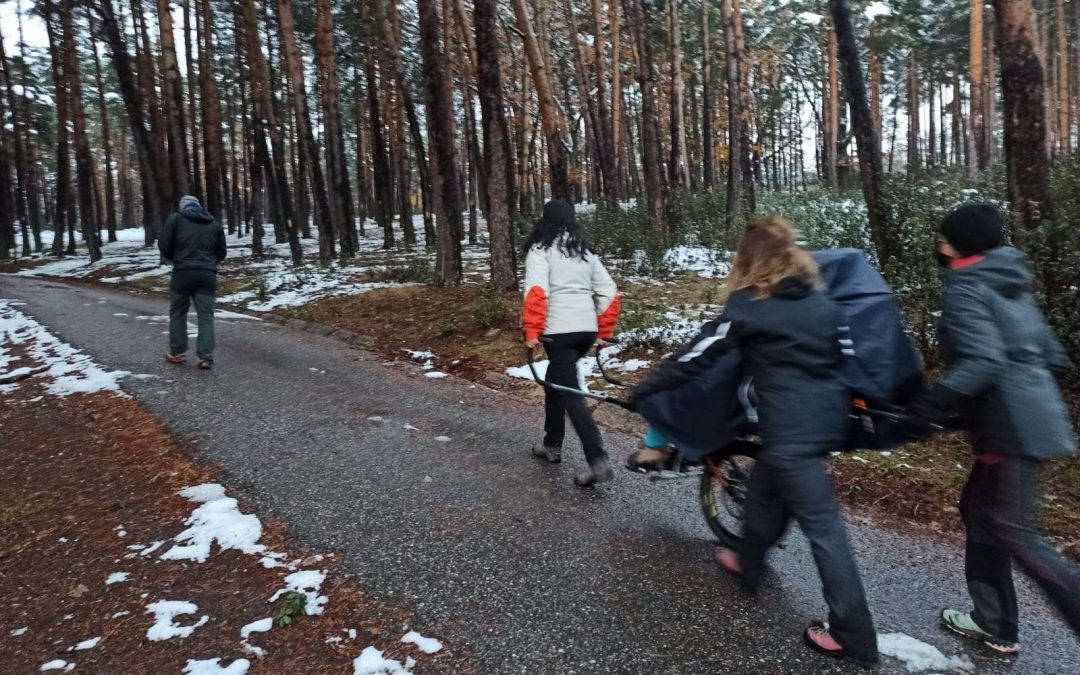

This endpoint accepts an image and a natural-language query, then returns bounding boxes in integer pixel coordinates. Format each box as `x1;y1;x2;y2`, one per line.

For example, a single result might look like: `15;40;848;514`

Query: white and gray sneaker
531;443;562;463
941;609;1019;654
574;457;614;487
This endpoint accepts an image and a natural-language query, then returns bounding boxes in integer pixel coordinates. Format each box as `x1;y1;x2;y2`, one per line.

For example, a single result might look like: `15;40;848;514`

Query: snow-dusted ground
0;299;134;396
877;632;974;673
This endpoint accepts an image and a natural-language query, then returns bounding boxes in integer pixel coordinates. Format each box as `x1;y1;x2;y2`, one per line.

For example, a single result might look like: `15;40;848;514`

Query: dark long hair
521;199;591;259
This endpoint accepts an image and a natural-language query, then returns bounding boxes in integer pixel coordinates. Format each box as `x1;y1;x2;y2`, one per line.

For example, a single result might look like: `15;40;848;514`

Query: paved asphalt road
3;275;1079;674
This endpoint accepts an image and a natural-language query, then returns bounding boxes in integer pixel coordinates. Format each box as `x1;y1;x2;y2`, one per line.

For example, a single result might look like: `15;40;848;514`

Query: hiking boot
531;443;562;463
941;609;1019;654
626;447;675;473
165;352;186;365
198;359;213;370
574;457;614;487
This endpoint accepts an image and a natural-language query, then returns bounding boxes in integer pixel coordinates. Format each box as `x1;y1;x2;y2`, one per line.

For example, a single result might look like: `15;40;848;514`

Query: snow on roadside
268;570;328;616
240;618;273;639
70;637;101;651
160;484;266;563
352;646;414;675
182;658;251;675
39;660;75;672
401;631;442;654
0;299;132;396
105;572;129;585
877;632;974;673
145;601;209;641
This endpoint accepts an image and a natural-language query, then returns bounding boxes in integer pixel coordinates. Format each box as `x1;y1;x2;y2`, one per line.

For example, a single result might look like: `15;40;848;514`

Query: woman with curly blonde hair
633;216;878;666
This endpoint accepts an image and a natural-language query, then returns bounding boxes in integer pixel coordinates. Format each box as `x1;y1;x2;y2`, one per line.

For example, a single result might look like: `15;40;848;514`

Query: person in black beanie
904;202;1079;653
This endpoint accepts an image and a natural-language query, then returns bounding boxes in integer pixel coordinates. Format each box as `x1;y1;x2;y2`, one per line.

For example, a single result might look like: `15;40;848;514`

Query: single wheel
699;448;756;546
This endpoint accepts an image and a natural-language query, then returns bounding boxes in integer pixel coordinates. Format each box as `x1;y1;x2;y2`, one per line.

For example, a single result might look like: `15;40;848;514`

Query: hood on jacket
947;246;1033;299
180;205;216;224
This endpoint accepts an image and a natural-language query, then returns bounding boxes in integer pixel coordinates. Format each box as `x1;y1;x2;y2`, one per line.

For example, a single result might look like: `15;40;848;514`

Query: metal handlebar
527;339;635;410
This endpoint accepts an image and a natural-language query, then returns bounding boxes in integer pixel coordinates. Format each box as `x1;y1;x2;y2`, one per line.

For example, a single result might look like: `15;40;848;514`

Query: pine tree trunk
993;0;1056;252
378;0;416;247
352;64;369;237
702;0;714;191
610;0;624;197
624;0;666;230
133;0;170;225
199;0;227;229
99;0;164;245
590;0;616;198
511;0;572;201
315;0;356;256
360;10;395;250
277;0;335;261
419;0;464;285
830;0;891;267
970;0;986;168
721;0;743;226
154;0;192;199
184;0;202;200
826;28;839;188
907;51;921;173
668;0;689;189
239;0;302;265
869;23;882;146
474;0;519;291
0;25;32;254
0;89;13;258
89;14;118;243
44;0;72;256
1055;0;1068;155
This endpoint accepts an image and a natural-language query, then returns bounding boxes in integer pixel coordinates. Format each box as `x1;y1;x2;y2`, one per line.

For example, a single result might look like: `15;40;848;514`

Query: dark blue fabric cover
637;249;924;459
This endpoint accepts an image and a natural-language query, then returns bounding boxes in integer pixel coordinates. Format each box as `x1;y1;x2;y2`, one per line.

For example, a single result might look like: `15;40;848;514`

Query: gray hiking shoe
574;457;614;487
531;443;562;463
941;609;1019;654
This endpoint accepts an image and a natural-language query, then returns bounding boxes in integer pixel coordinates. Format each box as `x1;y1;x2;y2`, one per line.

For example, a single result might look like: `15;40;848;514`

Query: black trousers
542;332;604;463
169;268;217;361
961;455;1080;642
739;452;878;662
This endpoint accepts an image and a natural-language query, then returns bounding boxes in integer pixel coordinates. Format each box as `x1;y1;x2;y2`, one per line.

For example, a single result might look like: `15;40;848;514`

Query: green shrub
473;285;511;329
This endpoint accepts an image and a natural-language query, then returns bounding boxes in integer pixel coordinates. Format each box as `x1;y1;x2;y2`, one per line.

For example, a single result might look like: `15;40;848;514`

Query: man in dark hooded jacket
159;195;227;369
905;203;1078;653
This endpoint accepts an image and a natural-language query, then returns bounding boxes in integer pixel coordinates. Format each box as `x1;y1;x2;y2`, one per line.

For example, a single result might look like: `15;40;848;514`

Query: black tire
699;451;756;546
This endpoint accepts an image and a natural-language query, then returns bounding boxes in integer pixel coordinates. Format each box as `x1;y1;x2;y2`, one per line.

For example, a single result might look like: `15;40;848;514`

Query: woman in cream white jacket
523;200;620;486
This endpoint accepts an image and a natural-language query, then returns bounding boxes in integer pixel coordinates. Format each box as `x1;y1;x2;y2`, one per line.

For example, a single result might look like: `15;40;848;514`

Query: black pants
169;268;217;361
961;456;1080;642
739;451;878;661
542;332;604;463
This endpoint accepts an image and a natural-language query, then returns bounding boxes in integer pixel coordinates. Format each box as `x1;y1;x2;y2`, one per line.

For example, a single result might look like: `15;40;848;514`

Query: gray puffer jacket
159;205;227;271
933;247;1075;459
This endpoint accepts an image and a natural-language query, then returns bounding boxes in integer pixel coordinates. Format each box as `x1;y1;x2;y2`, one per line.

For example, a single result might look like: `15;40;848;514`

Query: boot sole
941;620;1019;654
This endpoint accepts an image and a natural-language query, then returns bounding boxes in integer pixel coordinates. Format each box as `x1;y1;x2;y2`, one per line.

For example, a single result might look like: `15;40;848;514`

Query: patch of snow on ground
269;570;328;616
352;646;414;675
877;633;974;673
161;485;265;563
505;358;593;390
662;246;731;278
240;617;272;639
424;371;448;379
405;350;435;369
0;300;132;396
11;627;28;636
182;658;251;675
105;572;129;585
434;436;451;442
39;660;74;672
71;637;101;651
139;540;165;557
401;631;443;654
145;600;209;641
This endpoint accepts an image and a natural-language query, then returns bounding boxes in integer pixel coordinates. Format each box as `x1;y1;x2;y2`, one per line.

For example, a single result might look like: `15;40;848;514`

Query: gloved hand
899;384;964;441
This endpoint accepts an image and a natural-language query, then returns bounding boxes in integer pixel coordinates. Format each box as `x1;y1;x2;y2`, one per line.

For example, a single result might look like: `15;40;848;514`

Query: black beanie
939;203;1005;257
